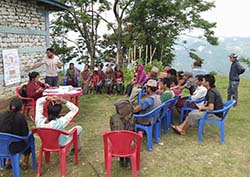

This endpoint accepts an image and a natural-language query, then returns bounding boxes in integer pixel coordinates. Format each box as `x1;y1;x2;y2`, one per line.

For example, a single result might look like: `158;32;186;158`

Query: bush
209;71;218;76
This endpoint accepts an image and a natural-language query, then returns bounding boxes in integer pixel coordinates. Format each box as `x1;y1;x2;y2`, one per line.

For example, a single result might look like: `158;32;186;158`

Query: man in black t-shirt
171;74;223;135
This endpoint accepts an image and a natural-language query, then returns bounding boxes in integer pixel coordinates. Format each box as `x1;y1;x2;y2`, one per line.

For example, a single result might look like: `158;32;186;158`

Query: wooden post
150;45;152;64
139;46;142;60
150;47;156;64
134;46;136;61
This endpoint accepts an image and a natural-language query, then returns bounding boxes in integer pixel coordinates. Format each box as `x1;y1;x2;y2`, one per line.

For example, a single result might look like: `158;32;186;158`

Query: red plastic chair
16;86;36;121
32;128;78;177
102;130;143;177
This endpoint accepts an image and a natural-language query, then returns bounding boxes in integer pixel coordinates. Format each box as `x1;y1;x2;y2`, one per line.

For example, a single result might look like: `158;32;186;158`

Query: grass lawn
1;75;250;177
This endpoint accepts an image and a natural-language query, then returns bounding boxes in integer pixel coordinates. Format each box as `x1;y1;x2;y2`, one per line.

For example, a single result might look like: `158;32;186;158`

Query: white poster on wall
2;49;21;86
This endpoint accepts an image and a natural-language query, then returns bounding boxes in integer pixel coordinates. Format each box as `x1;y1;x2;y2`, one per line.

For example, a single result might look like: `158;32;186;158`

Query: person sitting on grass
96;64;105;94
89;69;99;94
35;96;82;152
0;98;31;169
104;65;114;94
113;65;125;95
171;74;223;135
133;79;161;125
81;64;91;94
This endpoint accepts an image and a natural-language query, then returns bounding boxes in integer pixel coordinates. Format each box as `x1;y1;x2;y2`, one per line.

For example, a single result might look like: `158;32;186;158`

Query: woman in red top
26;72;49;100
96;64;105;94
114;65;124;95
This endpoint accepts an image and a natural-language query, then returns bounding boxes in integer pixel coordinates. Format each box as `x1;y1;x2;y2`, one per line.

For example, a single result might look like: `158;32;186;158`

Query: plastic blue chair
137;85;147;105
158;98;174;135
165;96;180;131
0;132;36;177
198;100;236;144
133;104;164;152
180;96;205;123
63;72;67;86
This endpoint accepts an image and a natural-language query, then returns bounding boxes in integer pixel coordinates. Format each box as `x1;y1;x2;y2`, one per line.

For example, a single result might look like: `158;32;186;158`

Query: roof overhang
37;0;70;11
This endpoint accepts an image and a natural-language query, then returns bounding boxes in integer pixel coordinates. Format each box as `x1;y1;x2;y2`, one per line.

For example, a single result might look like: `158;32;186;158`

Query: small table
43;86;83;124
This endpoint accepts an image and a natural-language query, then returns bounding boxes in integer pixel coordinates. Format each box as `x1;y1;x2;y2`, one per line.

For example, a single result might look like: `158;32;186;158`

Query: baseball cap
228;53;238;58
145;79;157;87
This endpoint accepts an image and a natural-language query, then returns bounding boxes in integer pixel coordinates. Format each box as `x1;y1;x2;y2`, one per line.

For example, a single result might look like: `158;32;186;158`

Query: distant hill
172;36;250;78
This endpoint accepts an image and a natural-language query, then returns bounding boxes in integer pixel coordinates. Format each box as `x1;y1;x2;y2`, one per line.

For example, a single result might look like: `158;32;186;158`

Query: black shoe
124;158;131;168
119;157;126;167
70;147;81;155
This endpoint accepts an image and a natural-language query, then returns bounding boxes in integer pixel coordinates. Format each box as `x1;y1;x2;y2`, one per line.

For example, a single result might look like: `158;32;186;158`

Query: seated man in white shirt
35;96;82;152
176;75;207;113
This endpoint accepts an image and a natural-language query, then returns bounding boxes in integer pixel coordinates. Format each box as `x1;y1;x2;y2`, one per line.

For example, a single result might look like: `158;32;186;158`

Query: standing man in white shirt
29;48;63;87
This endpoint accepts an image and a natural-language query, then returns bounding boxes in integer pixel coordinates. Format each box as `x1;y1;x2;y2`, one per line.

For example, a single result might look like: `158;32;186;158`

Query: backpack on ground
109;99;134;131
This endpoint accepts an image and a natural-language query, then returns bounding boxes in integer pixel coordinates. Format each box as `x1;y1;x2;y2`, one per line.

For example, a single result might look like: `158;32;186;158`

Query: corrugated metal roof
37;0;70;11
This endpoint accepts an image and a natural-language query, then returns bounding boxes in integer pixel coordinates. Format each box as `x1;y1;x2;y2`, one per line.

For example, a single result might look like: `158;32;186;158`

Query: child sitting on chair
35;96;82;152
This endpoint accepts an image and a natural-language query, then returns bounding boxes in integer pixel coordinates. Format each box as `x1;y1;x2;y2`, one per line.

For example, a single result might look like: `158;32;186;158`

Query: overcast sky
202;0;250;37
101;0;250;38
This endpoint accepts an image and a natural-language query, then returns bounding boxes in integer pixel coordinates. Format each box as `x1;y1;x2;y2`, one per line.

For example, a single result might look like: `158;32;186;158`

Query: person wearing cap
227;53;245;106
146;66;159;80
133;79;161;125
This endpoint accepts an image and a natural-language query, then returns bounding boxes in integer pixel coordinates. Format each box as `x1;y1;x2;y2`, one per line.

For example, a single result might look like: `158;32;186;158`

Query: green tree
102;0;218;65
239;56;250;68
51;0;111;68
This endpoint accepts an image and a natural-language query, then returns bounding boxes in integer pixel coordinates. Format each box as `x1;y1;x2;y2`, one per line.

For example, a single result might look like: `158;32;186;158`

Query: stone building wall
0;0;49;99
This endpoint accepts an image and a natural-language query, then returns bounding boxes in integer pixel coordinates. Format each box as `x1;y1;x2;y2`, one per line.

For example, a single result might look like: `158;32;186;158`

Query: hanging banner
2;49;21;86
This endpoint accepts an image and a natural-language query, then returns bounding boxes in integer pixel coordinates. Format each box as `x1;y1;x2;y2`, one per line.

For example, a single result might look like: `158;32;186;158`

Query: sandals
5;163;12;169
171;125;186;136
20;162;29;170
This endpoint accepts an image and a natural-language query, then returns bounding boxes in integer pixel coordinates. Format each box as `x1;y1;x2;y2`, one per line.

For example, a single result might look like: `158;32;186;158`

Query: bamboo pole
150;47;156;64
134;46;136;61
139;46;142;60
150;45;152;64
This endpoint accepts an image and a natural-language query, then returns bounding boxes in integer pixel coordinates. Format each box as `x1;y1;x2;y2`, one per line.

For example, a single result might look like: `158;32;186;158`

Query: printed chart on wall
2;49;21;86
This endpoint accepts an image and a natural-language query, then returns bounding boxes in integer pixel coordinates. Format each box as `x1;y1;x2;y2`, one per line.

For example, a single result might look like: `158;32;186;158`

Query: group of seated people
0;94;82;170
129;64;224;138
66;63;125;95
1;59;224;172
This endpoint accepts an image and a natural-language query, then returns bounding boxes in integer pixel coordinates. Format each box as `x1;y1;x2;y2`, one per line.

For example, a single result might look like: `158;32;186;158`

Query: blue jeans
45;76;58;87
227;80;239;105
